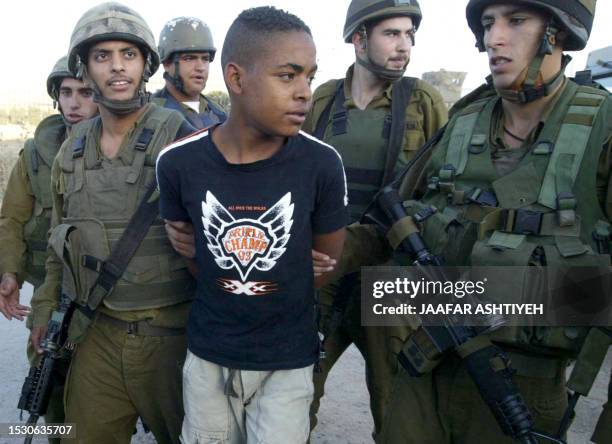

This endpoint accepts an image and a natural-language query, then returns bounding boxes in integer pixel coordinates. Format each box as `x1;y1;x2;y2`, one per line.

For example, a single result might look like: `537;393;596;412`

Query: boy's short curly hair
221;6;312;70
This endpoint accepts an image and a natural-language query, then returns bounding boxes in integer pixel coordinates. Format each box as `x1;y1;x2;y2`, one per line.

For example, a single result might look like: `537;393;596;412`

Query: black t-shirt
156;128;348;370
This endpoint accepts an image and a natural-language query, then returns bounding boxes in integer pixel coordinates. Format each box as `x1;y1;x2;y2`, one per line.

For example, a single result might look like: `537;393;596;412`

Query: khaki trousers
310;278;412;442
62;315;186;444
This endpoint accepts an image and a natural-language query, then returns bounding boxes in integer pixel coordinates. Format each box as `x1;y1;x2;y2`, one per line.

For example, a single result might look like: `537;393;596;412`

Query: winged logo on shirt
202;191;294;293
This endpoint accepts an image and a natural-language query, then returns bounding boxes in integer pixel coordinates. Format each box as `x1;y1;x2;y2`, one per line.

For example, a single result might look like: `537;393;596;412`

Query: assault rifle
18;292;74;444
366;186;567;444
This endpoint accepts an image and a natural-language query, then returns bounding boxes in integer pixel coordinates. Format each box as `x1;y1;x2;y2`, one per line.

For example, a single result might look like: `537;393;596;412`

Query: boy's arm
156;147;197;278
311;145;349;287
313;228;345;289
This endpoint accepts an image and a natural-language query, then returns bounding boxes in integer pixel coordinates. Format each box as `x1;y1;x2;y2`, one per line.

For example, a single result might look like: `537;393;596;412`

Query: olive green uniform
302;65;448;438
0;114;68;443
592;370;612;443
0;114;66;287
151;87;226;129
374;78;612;443
32;103;194;444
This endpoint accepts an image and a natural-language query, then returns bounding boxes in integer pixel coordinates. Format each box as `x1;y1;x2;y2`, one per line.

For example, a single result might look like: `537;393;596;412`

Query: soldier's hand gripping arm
30;153;64;352
164;219;196;259
0;152;35;320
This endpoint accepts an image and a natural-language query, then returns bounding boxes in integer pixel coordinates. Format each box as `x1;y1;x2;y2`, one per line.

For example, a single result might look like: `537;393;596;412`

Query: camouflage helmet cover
158;17;216;63
466;0;596;51
46;56;73;100
67;2;160;76
343;0;422;43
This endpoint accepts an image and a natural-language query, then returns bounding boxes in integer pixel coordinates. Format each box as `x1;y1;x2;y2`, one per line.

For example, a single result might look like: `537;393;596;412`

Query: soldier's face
482;4;558;89
165;52;211;100
360;16;413;72
237;31;316;137
57;78;97;124
86;41;145;101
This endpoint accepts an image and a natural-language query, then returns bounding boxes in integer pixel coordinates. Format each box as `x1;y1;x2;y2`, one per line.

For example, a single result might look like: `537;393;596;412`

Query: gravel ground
0;285;608;444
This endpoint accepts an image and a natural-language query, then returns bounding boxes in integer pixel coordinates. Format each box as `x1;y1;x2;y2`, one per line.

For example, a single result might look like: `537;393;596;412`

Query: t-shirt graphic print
203;190;293;295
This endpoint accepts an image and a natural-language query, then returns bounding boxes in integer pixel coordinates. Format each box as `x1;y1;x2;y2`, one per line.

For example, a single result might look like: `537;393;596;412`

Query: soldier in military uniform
0;55;97;443
338;0;611;442
301;0;448;438
29;3;195;443
152;17;226;129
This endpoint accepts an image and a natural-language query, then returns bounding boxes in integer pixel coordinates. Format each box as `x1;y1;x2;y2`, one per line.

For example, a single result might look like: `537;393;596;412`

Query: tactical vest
314;78;416;223
152;88;226;130
50;104;195;311
23;114;66;286
407;80;611;358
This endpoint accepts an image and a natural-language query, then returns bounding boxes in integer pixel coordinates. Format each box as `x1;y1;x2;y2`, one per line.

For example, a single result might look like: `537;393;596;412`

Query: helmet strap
59;113;74;130
164;54;188;96
81;65;149;116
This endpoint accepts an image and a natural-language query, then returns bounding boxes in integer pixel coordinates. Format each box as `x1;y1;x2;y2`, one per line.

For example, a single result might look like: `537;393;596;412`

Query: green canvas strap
126;127;155;184
538;85;607;210
443;99;489;176
381;77;416;185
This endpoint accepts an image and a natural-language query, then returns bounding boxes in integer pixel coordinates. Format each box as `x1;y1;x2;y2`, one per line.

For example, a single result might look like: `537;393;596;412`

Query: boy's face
240;31;316;137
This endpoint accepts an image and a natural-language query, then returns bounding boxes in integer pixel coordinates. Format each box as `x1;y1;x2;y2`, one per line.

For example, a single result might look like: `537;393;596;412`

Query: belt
96;311;185;337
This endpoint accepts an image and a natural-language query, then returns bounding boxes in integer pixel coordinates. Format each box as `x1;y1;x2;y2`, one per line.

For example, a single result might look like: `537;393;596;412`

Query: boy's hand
312;249;336;277
0;272;30;321
165;220;196;259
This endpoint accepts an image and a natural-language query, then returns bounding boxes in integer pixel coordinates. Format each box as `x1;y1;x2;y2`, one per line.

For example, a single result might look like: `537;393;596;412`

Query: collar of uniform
95;102;155;164
198;94;210;114
491;77;568;152
343;64;393;109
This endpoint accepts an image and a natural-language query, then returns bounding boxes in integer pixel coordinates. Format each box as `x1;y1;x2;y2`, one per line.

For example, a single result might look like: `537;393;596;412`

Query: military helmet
158;17;216;63
46;56;73;101
67;2;160;77
343;0;422;43
466;0;596;51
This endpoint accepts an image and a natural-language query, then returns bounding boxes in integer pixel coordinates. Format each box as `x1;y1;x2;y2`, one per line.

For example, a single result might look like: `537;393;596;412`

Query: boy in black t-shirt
156;7;347;444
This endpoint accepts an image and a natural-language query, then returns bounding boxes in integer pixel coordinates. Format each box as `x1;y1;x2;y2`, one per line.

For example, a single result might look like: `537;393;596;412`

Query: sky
0;0;610;105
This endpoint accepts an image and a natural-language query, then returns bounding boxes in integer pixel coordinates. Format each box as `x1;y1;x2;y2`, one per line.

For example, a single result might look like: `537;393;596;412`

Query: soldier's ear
352;29;367;53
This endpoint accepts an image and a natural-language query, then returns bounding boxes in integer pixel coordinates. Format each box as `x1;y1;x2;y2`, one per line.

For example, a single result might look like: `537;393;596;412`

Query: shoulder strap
68;118;98;194
313;80;345;139
205;97;227;123
443;96;492;176
382;77;416;185
538;82;608;212
24;139;38;174
81;179;162;315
